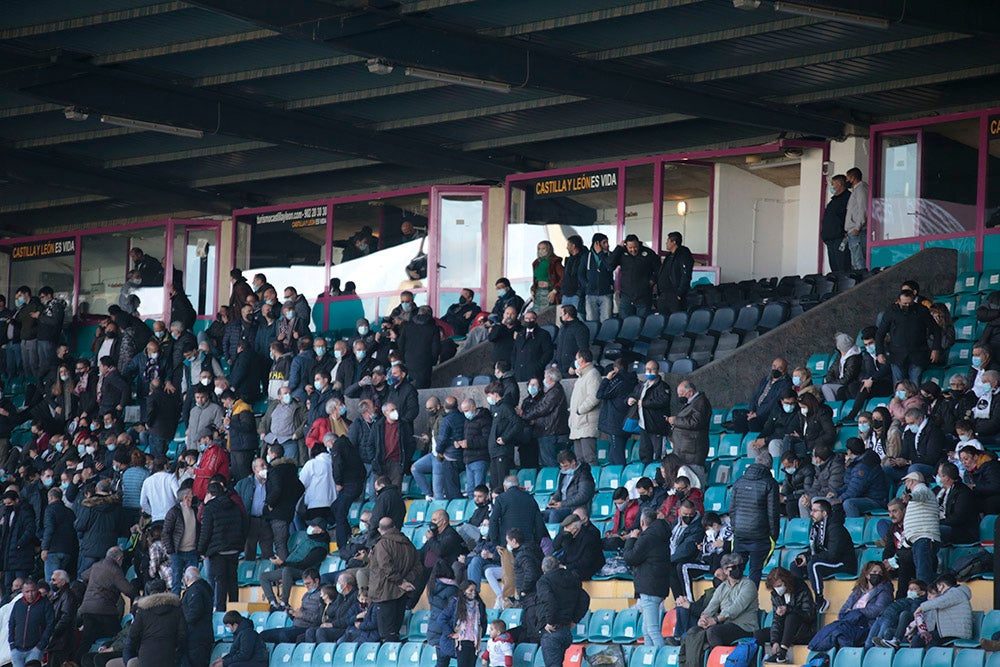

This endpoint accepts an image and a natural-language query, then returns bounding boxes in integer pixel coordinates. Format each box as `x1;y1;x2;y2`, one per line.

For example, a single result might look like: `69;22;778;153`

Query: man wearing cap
900;471;940;586
259;520;330;612
680;553;759;667
552;508;604;581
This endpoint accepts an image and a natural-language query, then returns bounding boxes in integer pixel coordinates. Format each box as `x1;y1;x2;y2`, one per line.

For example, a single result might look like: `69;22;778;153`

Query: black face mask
771;369;782;379
728;567;744;581
871;419;884;430
680;515;693;525
868;573;882;586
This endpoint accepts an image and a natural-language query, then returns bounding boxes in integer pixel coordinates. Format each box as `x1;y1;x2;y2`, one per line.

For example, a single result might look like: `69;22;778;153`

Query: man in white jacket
568;349;601;466
901;471;941;589
299;434;337;523
139;456;180;522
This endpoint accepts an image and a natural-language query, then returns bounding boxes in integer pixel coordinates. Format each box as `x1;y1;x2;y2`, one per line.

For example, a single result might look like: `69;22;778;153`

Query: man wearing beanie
834;438;889;517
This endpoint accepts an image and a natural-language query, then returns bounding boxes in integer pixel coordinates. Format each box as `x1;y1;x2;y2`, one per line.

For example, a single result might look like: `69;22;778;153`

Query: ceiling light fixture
676;201;688;216
63;106;89;121
100;114;204;138
404;67;511;93
366;58;394;75
773;2;890;28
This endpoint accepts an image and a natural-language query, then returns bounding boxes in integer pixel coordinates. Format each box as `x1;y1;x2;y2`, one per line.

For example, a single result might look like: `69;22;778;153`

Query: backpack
804;655;831;667
951;548;993;581
723;639;757;667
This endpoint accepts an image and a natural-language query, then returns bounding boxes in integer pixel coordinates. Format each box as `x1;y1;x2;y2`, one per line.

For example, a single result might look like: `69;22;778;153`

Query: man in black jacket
387;363;420;471
368;475;406;532
198;482;247;611
329;434;365;550
893;408;947;485
535;556;585;667
48;569;79;667
553;305;589;374
844;327;895;422
458;399;492;498
792;499;857;613
485;383;523;487
875;289;942;385
442;289;479;337
553;509;604;581
820;174;851;272
779;452;815;519
609;235;659;318
41;487;77;581
512;311;553;382
96;356;130;418
623;509;671;648
629;361;671;464
729;450;780;585
560;236;585;317
750;390;801;460
489;475;546;546
264;444;305;562
145;378;181;459
169;284;197;332
309;572;360;642
656;232;694;313
508;528;542;602
180;566;214;667
36;286;66;381
936;462;978;545
396;307;441;389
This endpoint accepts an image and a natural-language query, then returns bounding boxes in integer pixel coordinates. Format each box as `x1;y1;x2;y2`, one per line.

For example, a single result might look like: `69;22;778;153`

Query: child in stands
482;619;513;667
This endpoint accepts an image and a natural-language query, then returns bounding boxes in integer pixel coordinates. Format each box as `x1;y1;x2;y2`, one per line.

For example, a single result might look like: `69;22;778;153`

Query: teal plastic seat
517;468;538;492
954;272;981;294
355;642;380;667
845;517;866;545
782;518;811;547
335;643;359;667
250;611;269;633
587;609;616;643
419;645;438;667
731;457;753;480
863;519;883;545
396;643;422;667
954;294;981;318
315;643;337;664
622;462;645;483
718;433;743;459
447;498;471;523
598;465;623;491
807;353;832;381
376;643;401;667
703;486;730;513
266;611;290;629
270;643;297;665
573;611;590;643
535;468;560;494
292;642;318;664
629;646;658;667
980;610;1000;642
861;647;894;667
427;499;449;516
405;500;429;525
955;317;978;341
761;548;782;576
922;647;955;667
213;611;232;640
591;492;614;520
611;607;641;643
892;648;925;667
513;644;538;667
948;343;973;367
980;515;997;542
979;269;1000;292
953;649;985;667
211;643;232;662
500;608;523;629
408;610;430;641
655;646;681;667
710;409;727;433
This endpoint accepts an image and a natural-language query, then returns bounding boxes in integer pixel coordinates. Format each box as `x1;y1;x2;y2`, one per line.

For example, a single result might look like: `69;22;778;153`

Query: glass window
507;170;619;295
438;195;484;290
624;165;654;246
4;239;75;311
243;205;328;302
174;227;219;317
79;234;129;317
985;121;1000;231
331;194;430;308
662;163;712;257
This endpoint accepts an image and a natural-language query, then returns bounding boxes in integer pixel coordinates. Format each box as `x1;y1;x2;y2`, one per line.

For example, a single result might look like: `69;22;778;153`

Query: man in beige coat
568;349;601;466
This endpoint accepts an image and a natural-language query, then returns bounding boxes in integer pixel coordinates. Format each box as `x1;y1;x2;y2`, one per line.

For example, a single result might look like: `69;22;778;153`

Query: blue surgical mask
314;380;324;391
574;359;582;370
90;423;98;432
78;444;86;457
783;467;796;475
42;477;53;487
335;583;345;595
895;390;907;401
14;297;25;308
905;423;918;433
972;356;982;369
906;590;920;600
281;394;292;405
464;411;475;420
60;481;70;491
107;444;116;452
387;374;398;387
958;434;971;442
782;403;795;413
858;423;871;434
315;347;326;357
791;376;802;387
355;350;366;360
527;385;539;396
934;475;942;486
54;442;63;452
865;344;876;355
496;288;508;298
645;373;657;381
401;301;413;312
339;405;347;416
358;326;369;336
284;311;294;321
334;350;342;360
486;396;497;406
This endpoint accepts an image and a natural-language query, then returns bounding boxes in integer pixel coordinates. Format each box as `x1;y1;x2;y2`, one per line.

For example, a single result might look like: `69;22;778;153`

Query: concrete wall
661;247;958;409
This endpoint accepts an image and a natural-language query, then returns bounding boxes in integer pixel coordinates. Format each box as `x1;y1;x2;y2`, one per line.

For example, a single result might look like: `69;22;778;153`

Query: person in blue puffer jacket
835;439;890;517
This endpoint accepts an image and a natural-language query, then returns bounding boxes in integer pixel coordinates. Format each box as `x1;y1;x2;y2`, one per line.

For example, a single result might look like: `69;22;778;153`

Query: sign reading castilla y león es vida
10;237;76;262
529;169;619;199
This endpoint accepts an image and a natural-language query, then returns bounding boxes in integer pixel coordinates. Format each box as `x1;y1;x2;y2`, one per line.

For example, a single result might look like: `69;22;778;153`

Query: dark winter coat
512;541;543;596
597;371;637;437
623;517;671;598
535;566;583;626
729;463;781;542
513;327;554;382
631;378;671;435
224;616;268;666
124;592;187;667
521;384;570;437
875;302;942;367
74;493;123;559
489;487;546;545
369;484;406;531
551;463;596;511
554;320;590;374
265;458;305;523
41;500;77;555
488;402;525;461
462;408;492;465
609;243;659;304
837;449;889;506
397;314;441;389
181;576;214;651
553;521;605;580
198;494;246;557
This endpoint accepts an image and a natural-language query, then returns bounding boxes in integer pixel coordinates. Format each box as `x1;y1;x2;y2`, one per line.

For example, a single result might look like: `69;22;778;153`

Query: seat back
617;315;643;342
663;312;688;337
271;643;297;665
686;308;712;335
376;643;401;667
356;643;380;667
595;319;621;344
671;358;695;375
708;306;735;332
639;313;666;340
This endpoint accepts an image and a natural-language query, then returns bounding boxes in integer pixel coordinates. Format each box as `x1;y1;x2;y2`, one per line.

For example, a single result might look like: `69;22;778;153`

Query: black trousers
210;552;239;611
245;516;274;560
756;612;814;647
376;596;407;642
78;614;121;662
490;456;512;489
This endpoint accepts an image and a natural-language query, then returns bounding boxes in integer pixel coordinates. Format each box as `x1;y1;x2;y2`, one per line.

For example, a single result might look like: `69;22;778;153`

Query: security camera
64;106;89;121
366;59;394;75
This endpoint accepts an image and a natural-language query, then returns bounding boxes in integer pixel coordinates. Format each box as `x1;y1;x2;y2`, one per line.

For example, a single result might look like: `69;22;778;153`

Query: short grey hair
543;368;562;383
51;570;69;583
754;450;773;467
720;553;744;569
106;546;124;561
184;566;201;581
949;373;968;388
503;475;519;490
541;556;560;574
170;321;184;331
904;407;925;421
177;488;192;503
983;370;1000;385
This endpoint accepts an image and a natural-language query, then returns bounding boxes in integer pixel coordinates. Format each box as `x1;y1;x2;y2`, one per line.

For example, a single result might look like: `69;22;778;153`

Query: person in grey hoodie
911;574;973;648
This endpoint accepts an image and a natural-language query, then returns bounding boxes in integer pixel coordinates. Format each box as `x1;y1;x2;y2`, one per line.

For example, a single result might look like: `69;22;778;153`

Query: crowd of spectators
0;246;996;667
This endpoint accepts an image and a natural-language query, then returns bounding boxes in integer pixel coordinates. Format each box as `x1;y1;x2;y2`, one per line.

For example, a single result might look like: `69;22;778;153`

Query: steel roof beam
188;0;844;138
0;3;186;39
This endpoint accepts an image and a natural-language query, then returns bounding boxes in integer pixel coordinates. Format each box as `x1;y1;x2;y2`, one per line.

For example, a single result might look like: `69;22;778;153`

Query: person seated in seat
958;444;1000;514
791;366;822;402
807;561;894;651
936;461;978;545
305;574;360;643
257;568;324;644
879;498;916;599
212;610;268;667
552;508;604;581
741;358;792;432
259;520;331;612
834;438;889;517
908;573;973;648
791;499;857;614
970;370;1000;447
779;451;814;519
749;390;802;460
883;408;947;485
657;475;704;524
843;327;894;423
545;449;595;524
667;501;704;601
867;580;928;649
601;487;639;552
757;567;816;663
799;444;845;520
822;332;863;402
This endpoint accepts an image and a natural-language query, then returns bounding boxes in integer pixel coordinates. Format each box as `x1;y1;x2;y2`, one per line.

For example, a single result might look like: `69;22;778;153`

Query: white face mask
214;386;223;396
773;585;786;596
258;469;268;480
906;590;919;600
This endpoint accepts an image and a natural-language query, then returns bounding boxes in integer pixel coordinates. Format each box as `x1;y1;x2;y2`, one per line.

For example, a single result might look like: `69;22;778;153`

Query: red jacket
531;256;564;303
657;487;704;524
608;498;640;534
193;444;230;500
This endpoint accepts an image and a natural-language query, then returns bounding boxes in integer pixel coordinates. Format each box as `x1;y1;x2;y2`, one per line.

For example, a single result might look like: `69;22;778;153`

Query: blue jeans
281;440;298;461
890;363;923;386
639;594;664;648
540;626;572;667
11;648;44;667
465;460;488;497
5;343;21;377
911;538;937;585
843;497;883;517
467;556;493;584
36;339;55;379
170;550;199;596
148;433;170;458
847;232;866;270
547;508;573;524
412;453;434;498
434;458;461;499
585;295;613;322
734;537;771;585
44;552;71;581
608;431;629;467
78;555;98;577
561;295;582;319
538;436;564;469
